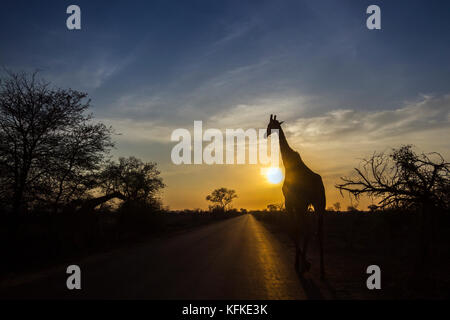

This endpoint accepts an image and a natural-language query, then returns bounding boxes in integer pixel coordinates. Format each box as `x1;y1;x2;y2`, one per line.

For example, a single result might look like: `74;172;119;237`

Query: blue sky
2;0;449;116
1;0;449;209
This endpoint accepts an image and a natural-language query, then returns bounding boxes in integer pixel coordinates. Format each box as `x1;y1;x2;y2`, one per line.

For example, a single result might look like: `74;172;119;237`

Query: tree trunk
416;202;432;277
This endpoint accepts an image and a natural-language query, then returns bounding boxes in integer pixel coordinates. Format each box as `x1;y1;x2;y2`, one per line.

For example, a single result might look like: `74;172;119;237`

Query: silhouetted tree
336;145;450;272
368;204;378;212
267;203;283;212
333;202;341;212
0;71;113;214
100;156;165;208
336;146;449;211
206;187;237;212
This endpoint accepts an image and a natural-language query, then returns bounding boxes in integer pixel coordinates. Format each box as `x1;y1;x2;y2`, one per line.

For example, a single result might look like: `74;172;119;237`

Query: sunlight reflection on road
248;215;304;299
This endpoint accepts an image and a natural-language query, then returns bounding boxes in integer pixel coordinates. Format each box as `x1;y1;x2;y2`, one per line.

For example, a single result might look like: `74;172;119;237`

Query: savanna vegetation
0;71;240;276
253;146;450;298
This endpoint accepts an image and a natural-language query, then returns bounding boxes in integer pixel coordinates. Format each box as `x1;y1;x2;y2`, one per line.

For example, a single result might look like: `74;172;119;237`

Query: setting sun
264;167;284;184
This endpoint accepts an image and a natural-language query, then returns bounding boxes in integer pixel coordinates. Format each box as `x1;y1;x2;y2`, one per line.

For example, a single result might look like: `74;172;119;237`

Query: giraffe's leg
301;235;311;272
286;203;302;274
294;241;301;273
314;200;326;280
293;216;304;274
296;203;310;274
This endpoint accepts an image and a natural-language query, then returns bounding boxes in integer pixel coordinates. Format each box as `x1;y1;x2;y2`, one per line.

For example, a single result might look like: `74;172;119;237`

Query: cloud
207;94;312;129
100;118;174;144
287;94;450;147
99;93;450;162
100;59;279;123
40;61;116;91
40;47;139;91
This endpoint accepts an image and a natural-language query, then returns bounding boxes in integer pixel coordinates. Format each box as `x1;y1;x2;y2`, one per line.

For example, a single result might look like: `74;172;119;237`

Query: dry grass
253;210;450;299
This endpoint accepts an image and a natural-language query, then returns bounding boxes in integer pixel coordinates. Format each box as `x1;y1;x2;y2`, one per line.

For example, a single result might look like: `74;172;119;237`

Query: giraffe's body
266;115;325;278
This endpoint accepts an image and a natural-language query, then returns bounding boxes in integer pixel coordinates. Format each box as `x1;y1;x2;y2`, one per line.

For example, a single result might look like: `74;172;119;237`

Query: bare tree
0;71;113;214
206;187;237;212
336;146;449;211
336;145;450;271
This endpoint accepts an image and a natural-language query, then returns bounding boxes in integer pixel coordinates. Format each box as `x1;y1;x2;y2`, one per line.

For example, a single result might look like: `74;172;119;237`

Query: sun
264;167;284;184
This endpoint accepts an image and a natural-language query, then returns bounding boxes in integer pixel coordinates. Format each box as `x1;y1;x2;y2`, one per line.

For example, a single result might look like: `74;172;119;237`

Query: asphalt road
0;214;306;299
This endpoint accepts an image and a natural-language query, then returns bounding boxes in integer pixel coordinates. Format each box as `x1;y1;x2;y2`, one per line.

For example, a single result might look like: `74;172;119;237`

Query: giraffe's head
265;114;284;138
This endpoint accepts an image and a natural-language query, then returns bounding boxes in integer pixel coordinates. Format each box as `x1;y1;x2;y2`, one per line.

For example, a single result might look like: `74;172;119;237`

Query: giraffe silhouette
266;114;325;279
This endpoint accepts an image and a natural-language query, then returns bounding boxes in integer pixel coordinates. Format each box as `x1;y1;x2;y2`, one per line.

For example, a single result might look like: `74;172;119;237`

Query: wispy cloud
101;118;173;144
44;53;136;91
288;94;450;146
100;93;450;159
206;18;260;54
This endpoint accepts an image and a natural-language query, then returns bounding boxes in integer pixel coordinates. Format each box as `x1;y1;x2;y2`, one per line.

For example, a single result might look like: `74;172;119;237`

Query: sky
1;0;449;210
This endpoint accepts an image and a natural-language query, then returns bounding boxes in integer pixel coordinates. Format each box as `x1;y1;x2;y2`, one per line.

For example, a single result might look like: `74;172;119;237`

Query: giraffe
266;114;326;279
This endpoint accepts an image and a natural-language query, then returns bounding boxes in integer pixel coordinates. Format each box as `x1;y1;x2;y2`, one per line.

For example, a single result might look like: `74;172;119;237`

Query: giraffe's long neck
277;127;297;168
